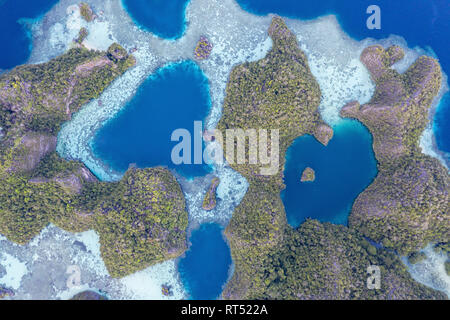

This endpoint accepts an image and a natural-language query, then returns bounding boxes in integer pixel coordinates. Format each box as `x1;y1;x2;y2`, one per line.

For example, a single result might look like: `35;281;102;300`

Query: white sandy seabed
0;0;448;299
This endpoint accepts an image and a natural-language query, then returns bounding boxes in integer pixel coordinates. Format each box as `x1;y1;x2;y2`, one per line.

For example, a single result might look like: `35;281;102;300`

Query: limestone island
217;17;447;300
79;2;95;22
194;36;213;60
202;177;220;211
300;167;315;182
340;45;449;256
0;43;189;278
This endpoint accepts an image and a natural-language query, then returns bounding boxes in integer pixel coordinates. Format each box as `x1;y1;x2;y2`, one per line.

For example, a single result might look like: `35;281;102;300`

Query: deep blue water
236;0;450;164
92;61;212;179
0;0;59;70
178;223;232;300
121;0;190;39
281;120;378;227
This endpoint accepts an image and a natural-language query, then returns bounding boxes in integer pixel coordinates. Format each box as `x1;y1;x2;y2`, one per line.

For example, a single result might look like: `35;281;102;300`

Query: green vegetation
300;167;315;182
31;152;81;179
202;177;220;211
79;2;94;22
218;17;330;299
0;44;188;277
255;220;446;300
0;45;135;136
75;27;89;44
92;168;188;278
341;45;449;255
0;44;136;242
218;18;446;300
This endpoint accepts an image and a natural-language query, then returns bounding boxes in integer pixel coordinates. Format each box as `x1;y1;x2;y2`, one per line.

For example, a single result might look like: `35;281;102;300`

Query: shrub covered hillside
341;45;449;255
256;220;446;300
87;168;188;278
0;44;189;277
219;17;447;300
218;16;331;299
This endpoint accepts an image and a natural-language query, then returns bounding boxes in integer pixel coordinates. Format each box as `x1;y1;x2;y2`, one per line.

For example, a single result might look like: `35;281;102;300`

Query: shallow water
92;60;212;179
281;119;378;227
121;0;190;39
178;223;232;300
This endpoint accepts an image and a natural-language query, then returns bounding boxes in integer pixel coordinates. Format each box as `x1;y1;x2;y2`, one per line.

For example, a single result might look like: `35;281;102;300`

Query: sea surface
121;0;190;39
0;0;59;70
236;0;450;165
92;60;212;179
281;120;378;226
178;223;232;300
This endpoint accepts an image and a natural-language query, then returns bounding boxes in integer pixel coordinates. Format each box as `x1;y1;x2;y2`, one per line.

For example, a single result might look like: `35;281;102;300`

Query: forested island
0;42;189;277
218;17;448;300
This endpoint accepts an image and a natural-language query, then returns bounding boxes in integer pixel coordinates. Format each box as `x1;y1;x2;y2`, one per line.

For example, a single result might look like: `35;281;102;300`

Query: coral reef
341;45;449;255
202;177;220;211
161;284;173;297
408;251;427;264
300;167;315;182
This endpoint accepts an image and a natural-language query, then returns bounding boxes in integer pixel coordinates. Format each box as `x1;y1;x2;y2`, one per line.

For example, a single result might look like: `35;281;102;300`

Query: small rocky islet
300;167;315;182
202;177;220;211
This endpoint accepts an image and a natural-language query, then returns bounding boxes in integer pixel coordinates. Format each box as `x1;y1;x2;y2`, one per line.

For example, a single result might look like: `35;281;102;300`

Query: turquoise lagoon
92;60;212;179
282;119;378;227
